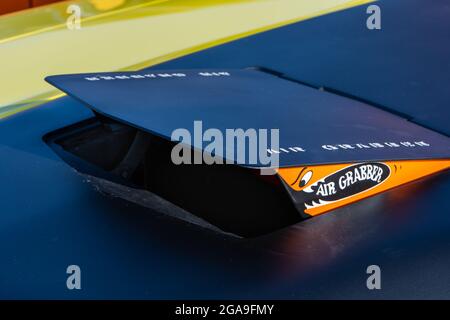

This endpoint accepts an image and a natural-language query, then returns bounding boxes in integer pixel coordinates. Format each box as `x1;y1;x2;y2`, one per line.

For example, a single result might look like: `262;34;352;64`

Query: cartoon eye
299;170;313;187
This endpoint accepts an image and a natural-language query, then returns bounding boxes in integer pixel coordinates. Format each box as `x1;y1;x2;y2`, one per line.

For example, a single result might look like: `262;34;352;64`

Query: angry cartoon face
278;162;392;215
278;160;450;217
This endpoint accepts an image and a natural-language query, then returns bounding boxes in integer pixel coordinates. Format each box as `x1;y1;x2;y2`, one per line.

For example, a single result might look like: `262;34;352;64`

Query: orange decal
277;160;450;216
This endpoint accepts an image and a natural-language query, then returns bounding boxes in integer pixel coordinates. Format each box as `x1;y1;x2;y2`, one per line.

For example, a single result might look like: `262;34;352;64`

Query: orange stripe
278;159;450;216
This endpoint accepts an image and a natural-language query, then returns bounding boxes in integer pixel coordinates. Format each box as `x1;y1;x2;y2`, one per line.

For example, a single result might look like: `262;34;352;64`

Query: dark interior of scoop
44;115;303;237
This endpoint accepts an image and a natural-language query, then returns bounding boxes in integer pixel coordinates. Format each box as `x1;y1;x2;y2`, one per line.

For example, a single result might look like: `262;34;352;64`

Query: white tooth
305;203;312;209
312;200;319;207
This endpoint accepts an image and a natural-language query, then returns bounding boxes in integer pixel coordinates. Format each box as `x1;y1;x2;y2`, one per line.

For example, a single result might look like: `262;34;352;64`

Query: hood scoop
45;69;450;236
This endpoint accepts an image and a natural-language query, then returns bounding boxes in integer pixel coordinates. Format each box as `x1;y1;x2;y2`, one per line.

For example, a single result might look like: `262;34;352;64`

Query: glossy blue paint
154;0;450;136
